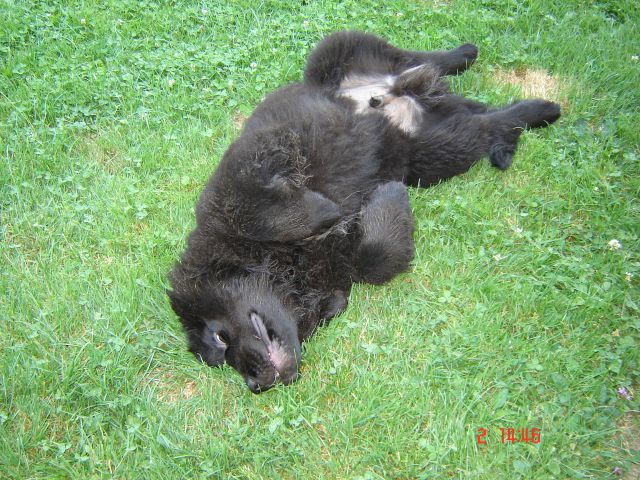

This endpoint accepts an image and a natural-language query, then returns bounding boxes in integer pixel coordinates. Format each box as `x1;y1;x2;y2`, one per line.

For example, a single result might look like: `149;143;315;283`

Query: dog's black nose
246;377;261;393
246;377;275;394
369;96;383;108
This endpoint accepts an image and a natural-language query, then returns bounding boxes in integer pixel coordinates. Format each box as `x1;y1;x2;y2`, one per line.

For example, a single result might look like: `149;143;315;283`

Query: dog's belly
337;72;423;134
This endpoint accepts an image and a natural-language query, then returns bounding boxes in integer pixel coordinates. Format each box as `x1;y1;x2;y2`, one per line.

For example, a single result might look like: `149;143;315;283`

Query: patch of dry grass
79;134;124;173
493;67;569;108
146;370;199;403
232;111;248;131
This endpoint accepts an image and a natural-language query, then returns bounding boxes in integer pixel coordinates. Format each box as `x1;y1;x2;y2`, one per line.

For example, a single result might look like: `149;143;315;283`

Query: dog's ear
167;275;229;326
167;288;195;322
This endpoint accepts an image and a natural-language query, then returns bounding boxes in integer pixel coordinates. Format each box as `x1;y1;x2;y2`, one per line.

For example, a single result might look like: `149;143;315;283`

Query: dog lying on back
168;31;560;393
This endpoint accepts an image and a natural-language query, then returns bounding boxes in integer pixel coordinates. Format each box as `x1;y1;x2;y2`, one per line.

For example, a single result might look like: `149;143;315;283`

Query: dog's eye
213;331;227;346
267;328;276;340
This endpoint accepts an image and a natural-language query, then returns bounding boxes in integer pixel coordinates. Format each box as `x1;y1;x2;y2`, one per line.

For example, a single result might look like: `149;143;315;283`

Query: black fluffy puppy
168;31;560;393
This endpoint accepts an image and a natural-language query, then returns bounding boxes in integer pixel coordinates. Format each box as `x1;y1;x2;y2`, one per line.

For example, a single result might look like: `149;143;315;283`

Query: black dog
168;31;560;393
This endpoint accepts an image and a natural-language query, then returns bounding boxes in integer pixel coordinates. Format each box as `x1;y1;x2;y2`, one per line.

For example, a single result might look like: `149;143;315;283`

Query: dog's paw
509;100;561;129
320;290;348;321
489;144;515;170
456;43;479;63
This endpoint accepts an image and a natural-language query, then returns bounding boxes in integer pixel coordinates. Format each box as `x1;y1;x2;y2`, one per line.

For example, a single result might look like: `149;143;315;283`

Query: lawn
1;0;638;478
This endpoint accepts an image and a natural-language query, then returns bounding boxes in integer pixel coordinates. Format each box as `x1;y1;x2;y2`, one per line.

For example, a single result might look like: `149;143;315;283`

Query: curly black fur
168;31;560;393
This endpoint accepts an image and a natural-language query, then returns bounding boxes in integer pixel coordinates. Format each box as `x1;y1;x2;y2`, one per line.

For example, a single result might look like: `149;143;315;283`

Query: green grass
1;0;639;478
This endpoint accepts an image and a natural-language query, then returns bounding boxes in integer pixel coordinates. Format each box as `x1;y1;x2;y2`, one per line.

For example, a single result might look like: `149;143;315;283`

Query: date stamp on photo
476;427;541;445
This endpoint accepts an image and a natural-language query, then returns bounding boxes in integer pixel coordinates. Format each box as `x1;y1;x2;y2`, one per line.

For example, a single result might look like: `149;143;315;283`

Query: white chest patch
337;71;423;135
338;73;395;113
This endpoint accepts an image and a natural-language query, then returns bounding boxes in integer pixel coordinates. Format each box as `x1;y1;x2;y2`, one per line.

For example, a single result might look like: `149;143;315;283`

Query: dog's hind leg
354;182;415;285
383;99;561;186
403;42;479;76
304;30;478;88
486;99;561;169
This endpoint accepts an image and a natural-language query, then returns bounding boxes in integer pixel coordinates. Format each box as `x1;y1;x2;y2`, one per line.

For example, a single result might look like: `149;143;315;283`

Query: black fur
354;182;414;285
168;31;560;393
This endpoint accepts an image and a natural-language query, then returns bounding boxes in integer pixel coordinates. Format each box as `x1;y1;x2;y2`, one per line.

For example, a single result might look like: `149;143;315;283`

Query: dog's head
168;274;301;393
